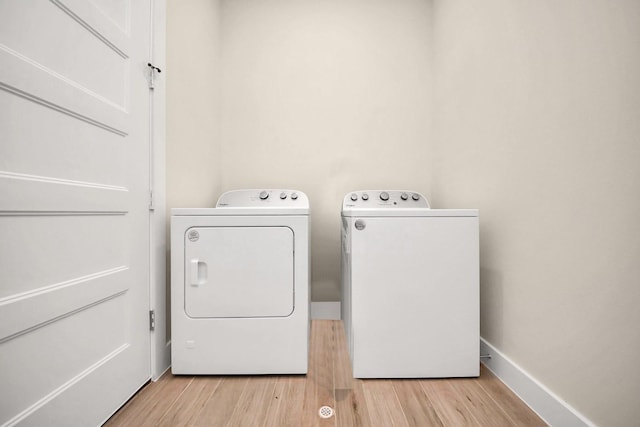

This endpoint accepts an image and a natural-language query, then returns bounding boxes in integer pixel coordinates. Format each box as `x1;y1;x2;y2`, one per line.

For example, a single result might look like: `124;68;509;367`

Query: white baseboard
480;338;595;427
310;301;341;320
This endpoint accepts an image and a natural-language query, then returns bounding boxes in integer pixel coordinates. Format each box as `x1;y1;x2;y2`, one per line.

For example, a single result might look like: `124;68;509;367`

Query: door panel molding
51;0;130;57
0;266;128;342
0;171;129;214
0;44;128;135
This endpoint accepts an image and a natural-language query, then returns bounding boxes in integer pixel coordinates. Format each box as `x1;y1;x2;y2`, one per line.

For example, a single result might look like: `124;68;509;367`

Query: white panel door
0;1;152;425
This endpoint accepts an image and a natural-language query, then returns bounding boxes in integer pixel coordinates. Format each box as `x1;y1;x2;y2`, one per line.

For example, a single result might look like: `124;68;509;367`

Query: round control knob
362;193;369;201
350;193;358;201
412;193;420;201
280;192;287;199
379;192;389;201
259;190;269;200
291;192;298;200
401;192;408;201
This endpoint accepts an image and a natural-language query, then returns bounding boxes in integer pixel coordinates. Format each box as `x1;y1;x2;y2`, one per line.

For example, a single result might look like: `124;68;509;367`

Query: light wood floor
104;320;547;426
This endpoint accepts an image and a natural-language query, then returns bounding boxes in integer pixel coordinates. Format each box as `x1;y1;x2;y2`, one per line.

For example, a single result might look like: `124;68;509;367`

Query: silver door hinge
149;190;155;211
149;310;156;331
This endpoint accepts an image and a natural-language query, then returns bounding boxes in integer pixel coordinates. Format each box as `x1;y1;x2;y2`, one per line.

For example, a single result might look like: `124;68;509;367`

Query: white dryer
341;190;479;378
171;189;309;375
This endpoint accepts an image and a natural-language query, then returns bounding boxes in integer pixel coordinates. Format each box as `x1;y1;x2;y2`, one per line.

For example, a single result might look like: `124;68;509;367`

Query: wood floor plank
392;380;444;427
420;379;480;426
225;376;278;426
477;365;548;426
191;377;249;427
103;380;154;426
362;380;410;427
105;374;193;427
157;376;222;427
301;320;336;426
449;377;516;426
333;321;371;427
332;321;352;391
263;376;306;427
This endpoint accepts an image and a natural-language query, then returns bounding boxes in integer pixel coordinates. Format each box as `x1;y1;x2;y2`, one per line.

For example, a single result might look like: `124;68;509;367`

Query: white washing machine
171;189;309;375
341;190;479;378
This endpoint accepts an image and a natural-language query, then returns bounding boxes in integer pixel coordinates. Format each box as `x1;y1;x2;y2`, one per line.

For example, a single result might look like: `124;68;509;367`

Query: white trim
480;338;596;427
149;0;169;381
311;301;341;320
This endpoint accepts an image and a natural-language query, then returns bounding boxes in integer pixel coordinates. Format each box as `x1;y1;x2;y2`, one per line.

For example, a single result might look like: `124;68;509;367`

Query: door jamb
149;0;169;380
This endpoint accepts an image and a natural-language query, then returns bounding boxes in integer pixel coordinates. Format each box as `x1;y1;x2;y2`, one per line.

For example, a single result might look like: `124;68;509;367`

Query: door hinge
147;62;162;89
149;190;155;211
149;310;156;331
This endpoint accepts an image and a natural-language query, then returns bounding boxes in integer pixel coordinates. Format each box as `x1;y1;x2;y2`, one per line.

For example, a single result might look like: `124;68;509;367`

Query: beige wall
167;0;222;210
168;0;433;301
432;1;640;426
167;0;640;425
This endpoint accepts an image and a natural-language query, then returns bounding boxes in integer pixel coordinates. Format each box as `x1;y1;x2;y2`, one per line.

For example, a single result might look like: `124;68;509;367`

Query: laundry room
1;0;638;426
163;1;639;426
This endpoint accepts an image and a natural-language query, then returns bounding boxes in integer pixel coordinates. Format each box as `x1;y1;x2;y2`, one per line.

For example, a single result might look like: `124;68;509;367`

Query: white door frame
149;0;170;381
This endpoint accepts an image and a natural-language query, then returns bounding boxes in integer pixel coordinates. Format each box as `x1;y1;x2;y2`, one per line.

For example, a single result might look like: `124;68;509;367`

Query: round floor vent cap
318;406;334;419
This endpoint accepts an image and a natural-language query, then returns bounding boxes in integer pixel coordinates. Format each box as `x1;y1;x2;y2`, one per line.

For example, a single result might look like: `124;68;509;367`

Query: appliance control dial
291;192;298;200
259;190;269;200
342;190;429;209
280;192;287;199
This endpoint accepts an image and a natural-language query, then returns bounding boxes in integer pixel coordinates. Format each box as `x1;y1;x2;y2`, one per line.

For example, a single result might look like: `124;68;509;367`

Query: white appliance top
342;190;477;217
172;189;309;216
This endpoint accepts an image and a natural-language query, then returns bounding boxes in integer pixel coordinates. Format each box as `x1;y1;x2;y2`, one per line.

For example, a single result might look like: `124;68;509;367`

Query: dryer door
184;226;294;318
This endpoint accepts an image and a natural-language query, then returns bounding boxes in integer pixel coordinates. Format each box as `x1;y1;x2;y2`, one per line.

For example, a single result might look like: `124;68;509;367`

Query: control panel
216;189;308;208
343;190;430;208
